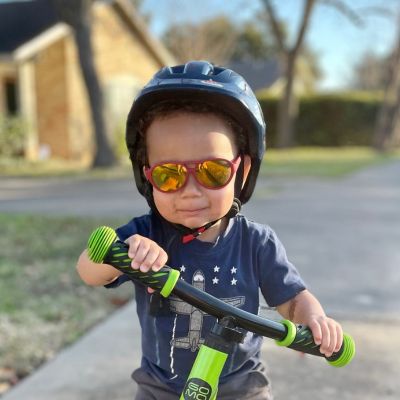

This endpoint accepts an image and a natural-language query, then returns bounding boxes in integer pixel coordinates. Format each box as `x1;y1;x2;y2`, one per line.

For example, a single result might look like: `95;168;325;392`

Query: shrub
258;92;382;147
0;116;26;157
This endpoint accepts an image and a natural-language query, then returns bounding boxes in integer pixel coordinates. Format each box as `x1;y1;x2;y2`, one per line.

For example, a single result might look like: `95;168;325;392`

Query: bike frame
87;226;355;399
180;316;246;400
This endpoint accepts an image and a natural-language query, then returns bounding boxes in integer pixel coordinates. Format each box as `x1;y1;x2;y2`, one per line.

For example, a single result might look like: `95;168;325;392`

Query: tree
230;20;275;61
129;0;144;9
352;52;391;91
52;0;116;167
128;0;151;23
261;0;316;147
163;16;239;65
261;0;364;147
163;14;277;65
373;22;400;150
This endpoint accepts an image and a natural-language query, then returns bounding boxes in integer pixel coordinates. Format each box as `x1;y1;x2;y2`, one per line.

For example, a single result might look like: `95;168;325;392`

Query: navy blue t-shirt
107;212;306;393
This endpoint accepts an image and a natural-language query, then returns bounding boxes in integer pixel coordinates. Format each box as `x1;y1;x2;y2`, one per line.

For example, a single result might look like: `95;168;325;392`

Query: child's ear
242;155;252;187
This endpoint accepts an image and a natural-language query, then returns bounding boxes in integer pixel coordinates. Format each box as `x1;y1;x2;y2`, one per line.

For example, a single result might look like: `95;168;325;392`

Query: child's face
146;112;248;237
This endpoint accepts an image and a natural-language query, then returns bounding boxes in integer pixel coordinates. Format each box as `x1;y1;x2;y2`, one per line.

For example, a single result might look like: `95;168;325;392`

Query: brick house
0;0;175;162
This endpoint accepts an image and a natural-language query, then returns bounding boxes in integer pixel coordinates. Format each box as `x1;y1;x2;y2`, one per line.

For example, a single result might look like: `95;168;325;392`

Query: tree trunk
74;21;116;167
262;0;315;148
52;0;116;167
373;25;400;151
277;52;298;147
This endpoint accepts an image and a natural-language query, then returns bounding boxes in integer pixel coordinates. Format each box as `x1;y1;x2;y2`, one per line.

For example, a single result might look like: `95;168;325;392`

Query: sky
141;0;399;91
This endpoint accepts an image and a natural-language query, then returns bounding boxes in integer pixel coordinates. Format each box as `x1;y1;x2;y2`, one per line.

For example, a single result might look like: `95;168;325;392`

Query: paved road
1;161;400;399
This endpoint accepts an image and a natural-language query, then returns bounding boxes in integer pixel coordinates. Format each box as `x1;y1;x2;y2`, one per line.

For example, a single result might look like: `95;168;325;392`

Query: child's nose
181;173;202;196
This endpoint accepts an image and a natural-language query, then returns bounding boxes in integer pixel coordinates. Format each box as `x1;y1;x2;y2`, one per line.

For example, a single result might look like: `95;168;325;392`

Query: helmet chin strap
180;197;242;243
181;219;219;244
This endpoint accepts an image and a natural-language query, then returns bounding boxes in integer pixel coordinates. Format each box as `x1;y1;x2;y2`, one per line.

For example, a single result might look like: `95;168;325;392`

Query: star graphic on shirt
212;277;219;285
231;278;237;285
180;265;186;272
213;266;220;273
231;266;237;274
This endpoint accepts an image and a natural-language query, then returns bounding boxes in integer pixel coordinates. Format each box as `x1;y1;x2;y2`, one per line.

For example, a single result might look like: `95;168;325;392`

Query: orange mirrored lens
196;160;232;188
152;164;187;192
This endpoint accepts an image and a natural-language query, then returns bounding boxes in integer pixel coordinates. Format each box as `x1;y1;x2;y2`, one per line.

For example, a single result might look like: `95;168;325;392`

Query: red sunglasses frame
144;155;242;193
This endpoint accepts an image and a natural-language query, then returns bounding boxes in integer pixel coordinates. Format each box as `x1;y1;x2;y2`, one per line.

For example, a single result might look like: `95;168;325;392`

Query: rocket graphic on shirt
169;269;245;352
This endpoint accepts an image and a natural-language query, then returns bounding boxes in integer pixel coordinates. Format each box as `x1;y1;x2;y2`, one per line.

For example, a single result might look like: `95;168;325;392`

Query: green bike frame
181;345;227;400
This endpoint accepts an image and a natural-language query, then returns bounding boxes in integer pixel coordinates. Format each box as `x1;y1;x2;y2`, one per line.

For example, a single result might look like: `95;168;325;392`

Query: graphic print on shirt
169;268;245;352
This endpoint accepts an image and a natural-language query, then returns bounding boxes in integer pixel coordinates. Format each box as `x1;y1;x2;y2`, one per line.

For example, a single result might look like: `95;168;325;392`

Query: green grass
0;214;132;380
0;157;132;179
260;147;400;178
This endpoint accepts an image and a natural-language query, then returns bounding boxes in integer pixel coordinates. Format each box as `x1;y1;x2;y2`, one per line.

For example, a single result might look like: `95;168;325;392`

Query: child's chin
180;220;207;229
175;216;210;229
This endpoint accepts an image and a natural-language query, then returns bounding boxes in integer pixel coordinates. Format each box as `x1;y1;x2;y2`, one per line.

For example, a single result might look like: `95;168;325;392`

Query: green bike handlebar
88;226;355;367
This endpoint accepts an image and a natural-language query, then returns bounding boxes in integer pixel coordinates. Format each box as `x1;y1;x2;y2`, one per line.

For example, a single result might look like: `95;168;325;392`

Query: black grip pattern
104;241;172;292
287;325;323;357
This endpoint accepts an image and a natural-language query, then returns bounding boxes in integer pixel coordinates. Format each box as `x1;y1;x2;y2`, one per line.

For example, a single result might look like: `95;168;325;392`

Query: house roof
0;0;175;65
226;59;281;92
0;0;58;53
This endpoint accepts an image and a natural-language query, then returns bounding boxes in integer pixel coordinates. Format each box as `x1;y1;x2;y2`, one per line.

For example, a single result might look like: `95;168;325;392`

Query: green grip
87;226;180;297
276;320;355;367
87;226;117;263
327;333;355;367
275;319;297;347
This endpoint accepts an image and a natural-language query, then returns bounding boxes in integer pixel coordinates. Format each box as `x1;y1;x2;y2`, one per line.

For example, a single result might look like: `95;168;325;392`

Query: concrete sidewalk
1;303;140;400
1;160;400;399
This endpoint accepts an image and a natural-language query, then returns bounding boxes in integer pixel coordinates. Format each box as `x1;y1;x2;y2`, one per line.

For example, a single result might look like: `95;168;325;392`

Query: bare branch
356;6;396;20
164;19;238;65
319;0;364;27
261;0;286;53
292;0;316;56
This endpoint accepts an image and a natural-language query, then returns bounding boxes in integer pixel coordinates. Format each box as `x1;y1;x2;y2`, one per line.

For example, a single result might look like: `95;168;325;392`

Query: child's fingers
127;235;141;258
309;316;344;357
138;249;158;272
326;320;344;356
138;243;165;272
319;319;343;357
308;319;322;346
130;239;151;269
309;318;333;356
150;250;168;271
323;321;338;357
319;319;333;356
335;323;344;353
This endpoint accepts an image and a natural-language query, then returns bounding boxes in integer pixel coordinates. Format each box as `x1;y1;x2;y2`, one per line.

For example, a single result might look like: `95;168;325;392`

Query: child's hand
307;315;343;358
277;291;344;358
126;234;168;293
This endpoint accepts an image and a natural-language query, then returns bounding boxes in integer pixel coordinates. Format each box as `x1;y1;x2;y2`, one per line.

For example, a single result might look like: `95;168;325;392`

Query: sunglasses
144;155;241;193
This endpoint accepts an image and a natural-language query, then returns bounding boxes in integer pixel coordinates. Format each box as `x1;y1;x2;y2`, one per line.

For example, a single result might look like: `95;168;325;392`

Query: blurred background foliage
258;91;383;147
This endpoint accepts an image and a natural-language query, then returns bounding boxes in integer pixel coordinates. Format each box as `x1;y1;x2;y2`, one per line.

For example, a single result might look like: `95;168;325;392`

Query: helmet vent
183;61;213;76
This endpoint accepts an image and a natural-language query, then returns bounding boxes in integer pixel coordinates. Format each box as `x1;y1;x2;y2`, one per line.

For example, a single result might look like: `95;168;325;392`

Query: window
4;78;18;115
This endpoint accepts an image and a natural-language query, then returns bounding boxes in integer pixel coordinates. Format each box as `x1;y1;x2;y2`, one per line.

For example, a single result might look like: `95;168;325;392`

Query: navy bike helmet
126;61;266;208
